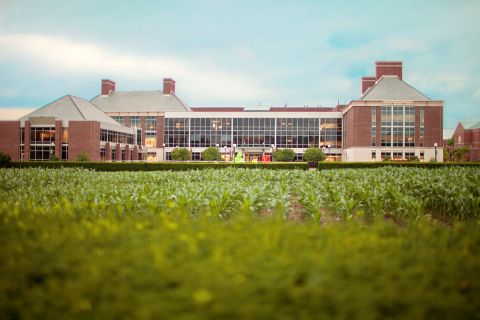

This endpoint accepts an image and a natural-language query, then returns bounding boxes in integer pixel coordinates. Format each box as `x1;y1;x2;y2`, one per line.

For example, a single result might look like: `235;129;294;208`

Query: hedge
317;161;480;170
10;161;309;171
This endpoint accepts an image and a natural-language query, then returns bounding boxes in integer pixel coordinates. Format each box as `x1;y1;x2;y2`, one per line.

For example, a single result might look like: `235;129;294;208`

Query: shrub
0;151;12;168
201;147;222;161
303;147;326;163
76;152;90;162
171;147;192;161
49;154;60;161
273;148;296;162
453;146;470;161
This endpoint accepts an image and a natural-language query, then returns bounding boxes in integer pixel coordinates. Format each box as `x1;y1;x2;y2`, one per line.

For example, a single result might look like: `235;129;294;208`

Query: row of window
22;127;69;145
100;129;135;145
371;150;424;161
22;145;68;161
375;106;416;147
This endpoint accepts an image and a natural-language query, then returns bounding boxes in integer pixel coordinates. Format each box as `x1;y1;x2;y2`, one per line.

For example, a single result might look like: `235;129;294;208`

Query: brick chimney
375;61;402;80
101;79;115;95
163;78;176;94
361;76;376;94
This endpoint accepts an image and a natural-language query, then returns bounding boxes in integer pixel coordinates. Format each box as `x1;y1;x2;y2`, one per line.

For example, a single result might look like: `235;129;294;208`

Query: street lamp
50;142;55;159
271;144;275;161
434;142;438;162
223;146;227;160
262;142;265;160
162;143;166;162
215;144;220;161
232;144;237;163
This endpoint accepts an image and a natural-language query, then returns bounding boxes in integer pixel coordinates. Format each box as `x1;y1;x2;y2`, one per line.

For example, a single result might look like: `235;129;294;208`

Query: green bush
303;147;326;162
273;148;296;162
76;152;90;162
0;151;11;168
49;154;60;161
171;147;192;161
317;161;480;170
201;147;222;161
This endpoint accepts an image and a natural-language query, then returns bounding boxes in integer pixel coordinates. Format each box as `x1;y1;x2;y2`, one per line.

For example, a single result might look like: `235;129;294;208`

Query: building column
376;106;381;147
133;145;139;161
156;115;164;148
125;145;130;161
55;120;62;158
24;120;31;161
140;116;146;146
105;143;111;161
415;106;421;147
116;144;121;161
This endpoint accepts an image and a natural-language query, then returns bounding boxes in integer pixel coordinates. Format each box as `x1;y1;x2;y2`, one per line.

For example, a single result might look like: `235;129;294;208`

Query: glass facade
163;117;340;150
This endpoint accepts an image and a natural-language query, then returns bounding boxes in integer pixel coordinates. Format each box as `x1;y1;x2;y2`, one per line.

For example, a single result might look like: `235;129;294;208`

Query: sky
0;0;479;130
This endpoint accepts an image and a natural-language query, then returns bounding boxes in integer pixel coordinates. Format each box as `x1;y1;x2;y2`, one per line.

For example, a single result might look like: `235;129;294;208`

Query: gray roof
19;95;132;132
90;91;189;113
361;76;431;101
460;120;480;130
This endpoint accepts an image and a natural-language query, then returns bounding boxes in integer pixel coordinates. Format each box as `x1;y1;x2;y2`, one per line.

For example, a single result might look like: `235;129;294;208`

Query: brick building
0;61;445;162
343;61;444;162
451;121;480;161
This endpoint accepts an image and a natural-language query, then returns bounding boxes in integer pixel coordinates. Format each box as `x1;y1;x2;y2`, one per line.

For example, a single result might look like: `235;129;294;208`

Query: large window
420;107;425;146
320;118;341;149
235;118;274;147
30;145;54;161
381;106;392;147
165;118;189;147
381;105;416;149
276;118;319;148
191;118;232;147
30;126;55;144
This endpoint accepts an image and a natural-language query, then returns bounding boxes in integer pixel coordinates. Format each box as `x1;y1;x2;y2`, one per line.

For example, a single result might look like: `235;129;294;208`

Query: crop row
1;167;478;222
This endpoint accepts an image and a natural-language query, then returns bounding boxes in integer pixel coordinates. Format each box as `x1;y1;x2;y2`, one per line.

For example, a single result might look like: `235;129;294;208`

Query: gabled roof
19;95;131;132
460;120;480;130
361;76;431;101
90;91;189;113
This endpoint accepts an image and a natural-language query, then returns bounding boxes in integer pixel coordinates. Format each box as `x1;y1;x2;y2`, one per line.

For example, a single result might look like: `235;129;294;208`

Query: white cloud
0;31;275;103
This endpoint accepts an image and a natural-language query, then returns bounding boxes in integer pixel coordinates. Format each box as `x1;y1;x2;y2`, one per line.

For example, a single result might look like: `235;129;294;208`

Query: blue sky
0;0;479;129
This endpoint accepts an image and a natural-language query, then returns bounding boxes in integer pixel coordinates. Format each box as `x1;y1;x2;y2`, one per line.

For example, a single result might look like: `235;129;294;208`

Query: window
165;118;189;147
371;150;376;161
111;116;125;126
381;151;391;160
145;132;157;147
145;116;157;131
420;107;425;146
130;116;141;128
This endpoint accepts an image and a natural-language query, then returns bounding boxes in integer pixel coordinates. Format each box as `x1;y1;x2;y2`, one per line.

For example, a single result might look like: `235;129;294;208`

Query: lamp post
162;143;166;162
223;146;227;160
271;144;275;161
262;142;265;160
232;144;236;163
434;142;438;162
215;143;220;161
50;142;55;159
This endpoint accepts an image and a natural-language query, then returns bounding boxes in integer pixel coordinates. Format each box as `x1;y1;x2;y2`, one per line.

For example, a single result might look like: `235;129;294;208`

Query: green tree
76;152;90;162
171;147;192;161
453;146;470;161
303;147;326;163
201;147;222;161
273;148;296;162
